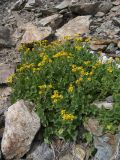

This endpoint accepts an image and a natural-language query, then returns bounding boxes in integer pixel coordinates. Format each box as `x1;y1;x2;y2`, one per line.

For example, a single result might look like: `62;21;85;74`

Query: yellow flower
87;77;91;81
115;57;119;62
63;36;71;40
68;84;74;93
61;110;76;121
75;77;83;85
75;46;82;51
71;65;83;73
84;61;91;65
51;90;63;103
53;51;71;58
89;71;94;76
107;67;113;73
85;37;91;42
6;74;15;84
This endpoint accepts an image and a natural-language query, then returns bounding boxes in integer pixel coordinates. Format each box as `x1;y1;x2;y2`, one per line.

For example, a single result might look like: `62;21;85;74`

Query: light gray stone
26;143;55;160
55;0;71;10
1;100;40;160
21;23;52;44
98;2;113;13
55;16;91;39
93;101;113;109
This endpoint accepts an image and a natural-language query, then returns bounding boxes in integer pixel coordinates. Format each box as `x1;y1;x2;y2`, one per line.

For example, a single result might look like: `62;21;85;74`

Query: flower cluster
53;51;71;58
61;110;76;121
38;84;52;95
51;90;63;103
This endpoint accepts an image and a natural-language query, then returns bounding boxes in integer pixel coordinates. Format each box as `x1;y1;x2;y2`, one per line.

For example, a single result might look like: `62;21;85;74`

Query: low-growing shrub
8;36;120;142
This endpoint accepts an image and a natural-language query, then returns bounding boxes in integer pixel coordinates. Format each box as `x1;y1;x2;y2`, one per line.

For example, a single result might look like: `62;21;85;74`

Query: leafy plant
8;36;120;141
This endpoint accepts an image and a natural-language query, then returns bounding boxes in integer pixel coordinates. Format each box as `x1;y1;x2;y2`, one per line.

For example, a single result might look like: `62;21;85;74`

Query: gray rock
94;133;120;160
0;26;13;48
70;2;100;15
55;0;71;10
55;16;91;39
95;12;105;17
0;64;15;84
113;17;120;27
106;43;118;53
11;0;27;11
0;87;12;116
84;118;103;136
1;100;40;160
106;96;113;103
39;14;63;29
26;143;55;160
21;23;52;44
25;0;42;9
93;101;113;110
98;2;113;14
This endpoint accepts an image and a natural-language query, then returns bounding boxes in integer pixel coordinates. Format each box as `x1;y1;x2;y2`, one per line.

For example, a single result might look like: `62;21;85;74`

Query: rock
94;133;120;160
106;96;113;103
0;127;4;139
118;41;120;49
70;2;100;15
11;0;27;11
0;26;13;48
55;16;91;39
39;14;63;29
1;100;40;160
21;23;52;44
59;144;85;160
106;43;118;53
113;17;120;27
25;0;42;10
0;64;15;84
0;87;12;115
27;143;54;160
95;12;105;17
93;101;113;110
98;2;113;14
84;118;103;136
111;5;120;12
55;0;71;10
112;1;120;6
90;44;107;51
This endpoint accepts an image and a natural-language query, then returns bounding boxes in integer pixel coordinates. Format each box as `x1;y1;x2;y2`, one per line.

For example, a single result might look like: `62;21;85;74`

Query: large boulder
55;16;91;39
70;2;100;15
21;23;52;44
1;100;40;159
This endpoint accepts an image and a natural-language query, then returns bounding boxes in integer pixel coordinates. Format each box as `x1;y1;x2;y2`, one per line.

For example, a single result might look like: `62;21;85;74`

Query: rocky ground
0;0;120;159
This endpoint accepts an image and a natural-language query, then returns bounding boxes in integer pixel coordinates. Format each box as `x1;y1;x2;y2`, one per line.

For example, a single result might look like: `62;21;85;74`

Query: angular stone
11;0;27;11
26;143;55;160
94;133;120;160
39;14;63;28
98;2;113;13
21;23;52;44
0;87;12;116
90;44;107;51
0;26;13;48
55;16;91;39
0;64;15;84
113;17;120;27
84;118;103;136
1;100;40;160
93;101;113;109
70;2;100;15
95;12;105;17
25;0;42;9
55;0;71;10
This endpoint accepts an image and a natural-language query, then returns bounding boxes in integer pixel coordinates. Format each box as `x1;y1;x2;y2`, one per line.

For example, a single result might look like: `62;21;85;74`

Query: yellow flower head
68;84;74;93
61;109;76;121
107;67;113;73
6;74;15;84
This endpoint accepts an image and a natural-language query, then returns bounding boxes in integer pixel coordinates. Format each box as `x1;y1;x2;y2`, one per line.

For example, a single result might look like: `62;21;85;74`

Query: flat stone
84;118;103;136
95;12;105;17
70;2;100;15
1;100;40;160
0;64;15;84
55;0;71;10
93;101;113;109
26;143;55;160
90;44;107;51
39;14;63;28
11;0;27;11
21;23;52;44
55;16;91;39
